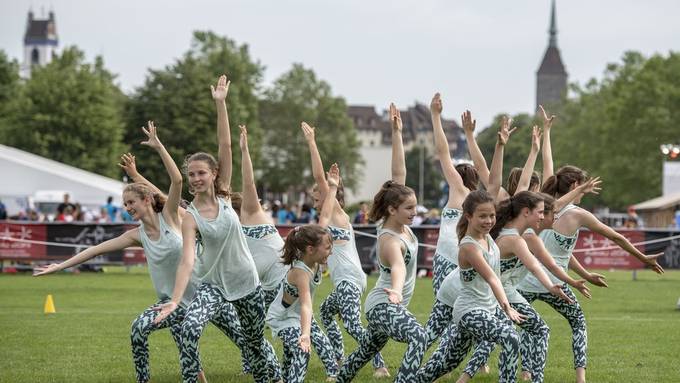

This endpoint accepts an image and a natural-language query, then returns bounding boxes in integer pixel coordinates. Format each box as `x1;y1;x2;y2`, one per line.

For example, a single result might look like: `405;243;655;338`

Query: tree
3;47;126;178
259;64;362;193
125;31;263;192
0;51;22;142
552;51;680;209
405;145;443;207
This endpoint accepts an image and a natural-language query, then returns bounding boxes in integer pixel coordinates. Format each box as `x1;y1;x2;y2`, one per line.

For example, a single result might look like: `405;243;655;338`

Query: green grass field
1;268;679;382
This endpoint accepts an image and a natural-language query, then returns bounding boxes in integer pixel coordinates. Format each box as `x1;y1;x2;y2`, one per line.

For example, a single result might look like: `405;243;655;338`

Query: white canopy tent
0;144;126;216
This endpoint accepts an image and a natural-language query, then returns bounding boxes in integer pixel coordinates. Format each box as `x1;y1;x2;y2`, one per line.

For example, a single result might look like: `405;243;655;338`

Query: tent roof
633;191;680;211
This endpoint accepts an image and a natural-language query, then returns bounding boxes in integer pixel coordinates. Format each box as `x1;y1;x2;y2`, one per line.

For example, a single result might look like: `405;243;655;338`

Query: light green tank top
497;228;530;304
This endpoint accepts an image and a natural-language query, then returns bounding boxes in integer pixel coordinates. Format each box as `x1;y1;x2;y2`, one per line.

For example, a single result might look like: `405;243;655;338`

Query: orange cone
44;294;56;314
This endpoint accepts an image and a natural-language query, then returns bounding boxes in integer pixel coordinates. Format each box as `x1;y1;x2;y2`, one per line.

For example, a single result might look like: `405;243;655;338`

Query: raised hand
538;105;556;130
239;125;248;150
461;110;476;134
327;163;340;188
141;121;162;150
298;334;311;353
301;121;316;142
32;263;61;276
118;152;139;177
643;253;665;274
531;125;542;152
573;279;592;299
383;288;403;304
153;301;178;324
549;284;575;304
389;103;402;132
430;93;443;115
210;74;230;102
579;177;602;196
586;272;608;287
497;115;517;146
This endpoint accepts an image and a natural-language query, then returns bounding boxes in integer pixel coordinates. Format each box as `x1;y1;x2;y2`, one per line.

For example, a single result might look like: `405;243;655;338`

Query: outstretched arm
301;122;329;196
318;164;340;228
212;75;232;192
539;105;556;184
118;153;164;197
431;93;468;208
389;103;406;185
461;110;491;186
580;211;664;274
516;126;541;193
140;121;183;226
33;229;139;276
488;116;516;200
239;125;267;220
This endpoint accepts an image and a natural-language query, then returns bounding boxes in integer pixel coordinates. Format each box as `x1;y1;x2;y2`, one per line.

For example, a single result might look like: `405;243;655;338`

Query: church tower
21;8;59;78
536;0;567;111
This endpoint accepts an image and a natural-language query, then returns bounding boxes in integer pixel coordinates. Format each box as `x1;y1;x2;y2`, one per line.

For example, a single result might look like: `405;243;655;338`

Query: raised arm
301;122;329;196
488;116;515;200
154;215;198;324
431;93;468;208
118;153;164;197
568;256;608;287
580;211;664;274
516;126;541;193
379;237;406;304
539;105;556;184
553;177;602;213
141;121;183;226
389;103;406;185
523;231;591;298
462;244;524;323
462;110;490;185
33;229;139;276
318;164;340;228
212;75;232;192
239;125;268;221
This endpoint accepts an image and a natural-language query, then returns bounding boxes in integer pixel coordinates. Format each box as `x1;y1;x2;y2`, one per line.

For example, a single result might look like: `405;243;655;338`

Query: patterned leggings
320;281;386;369
278;327;312;383
464;302;549;382
179;283;279;383
431;253;457;296
416;308;520;383
519;285;587;371
130;300;191;383
337;303;427;383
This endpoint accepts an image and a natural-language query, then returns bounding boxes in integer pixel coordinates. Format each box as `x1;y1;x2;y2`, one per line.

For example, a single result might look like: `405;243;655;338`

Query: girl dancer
301;121;389;377
517;165;664;383
237;125;338;380
34;122;211;383
336;103;428;383
416;190;524;383
154;75;275;383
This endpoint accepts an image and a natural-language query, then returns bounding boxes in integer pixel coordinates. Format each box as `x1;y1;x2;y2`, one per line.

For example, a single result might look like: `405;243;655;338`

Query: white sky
2;0;679;128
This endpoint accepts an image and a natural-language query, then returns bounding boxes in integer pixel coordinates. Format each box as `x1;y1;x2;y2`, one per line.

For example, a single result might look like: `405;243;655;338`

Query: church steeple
21;7;59;78
536;0;567;112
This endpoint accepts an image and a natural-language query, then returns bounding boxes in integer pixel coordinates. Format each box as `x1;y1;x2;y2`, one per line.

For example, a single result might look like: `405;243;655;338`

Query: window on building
31;48;39;65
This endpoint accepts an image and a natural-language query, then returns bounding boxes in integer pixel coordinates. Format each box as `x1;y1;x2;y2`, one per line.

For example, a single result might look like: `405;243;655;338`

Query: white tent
0;144;125;216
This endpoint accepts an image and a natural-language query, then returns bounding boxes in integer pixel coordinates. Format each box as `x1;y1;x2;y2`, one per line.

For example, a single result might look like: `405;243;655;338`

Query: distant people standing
353;202;369;224
57;193;76;215
277;204;291;224
103;196;119;222
0;199;7;220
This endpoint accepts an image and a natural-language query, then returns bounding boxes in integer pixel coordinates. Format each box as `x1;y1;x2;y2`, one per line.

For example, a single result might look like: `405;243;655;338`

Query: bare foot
373;367;391;378
521;370;532;381
481;364;491;374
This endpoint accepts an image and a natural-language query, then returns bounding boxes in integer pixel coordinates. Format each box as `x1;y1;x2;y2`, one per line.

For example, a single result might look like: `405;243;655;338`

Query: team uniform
431;207;462;294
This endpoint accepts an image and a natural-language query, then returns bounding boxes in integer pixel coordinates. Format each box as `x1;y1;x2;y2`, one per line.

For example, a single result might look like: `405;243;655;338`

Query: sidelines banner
572;230;645;269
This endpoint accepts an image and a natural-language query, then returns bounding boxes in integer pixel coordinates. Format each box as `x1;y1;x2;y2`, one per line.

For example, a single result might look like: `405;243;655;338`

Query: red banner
0;222;47;259
573;230;645;269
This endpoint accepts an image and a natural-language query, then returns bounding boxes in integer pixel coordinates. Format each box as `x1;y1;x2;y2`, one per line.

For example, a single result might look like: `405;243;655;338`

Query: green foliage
405;145;443;207
553;51;680;209
259;64;362;193
0;51;21;142
2;47;126;177
125;31;264;193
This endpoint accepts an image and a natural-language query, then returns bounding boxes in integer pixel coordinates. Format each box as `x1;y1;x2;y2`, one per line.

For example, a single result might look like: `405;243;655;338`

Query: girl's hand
531;125;542;152
239;125;248;150
327;163;340;188
578;177;602;196
301;121;316;142
572;279;592;299
538;104;555;130
497;116;517;146
549;284;574;304
643;253;664;274
210;74;230;101
430;93;443;115
461;110;476;134
118;152;139;177
503;303;526;324
389;103;402;132
299;333;311;353
383;288;403;304
586;272;608;287
33;263;61;276
141;121;163;150
153;301;178;324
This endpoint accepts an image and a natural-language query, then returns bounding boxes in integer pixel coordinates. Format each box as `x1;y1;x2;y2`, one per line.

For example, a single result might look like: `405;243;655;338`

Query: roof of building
537;46;567;75
24;12;57;43
633;192;680;211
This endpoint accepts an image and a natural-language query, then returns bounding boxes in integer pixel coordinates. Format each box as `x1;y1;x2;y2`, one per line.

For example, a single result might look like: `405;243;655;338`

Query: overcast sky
2;0;679;129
